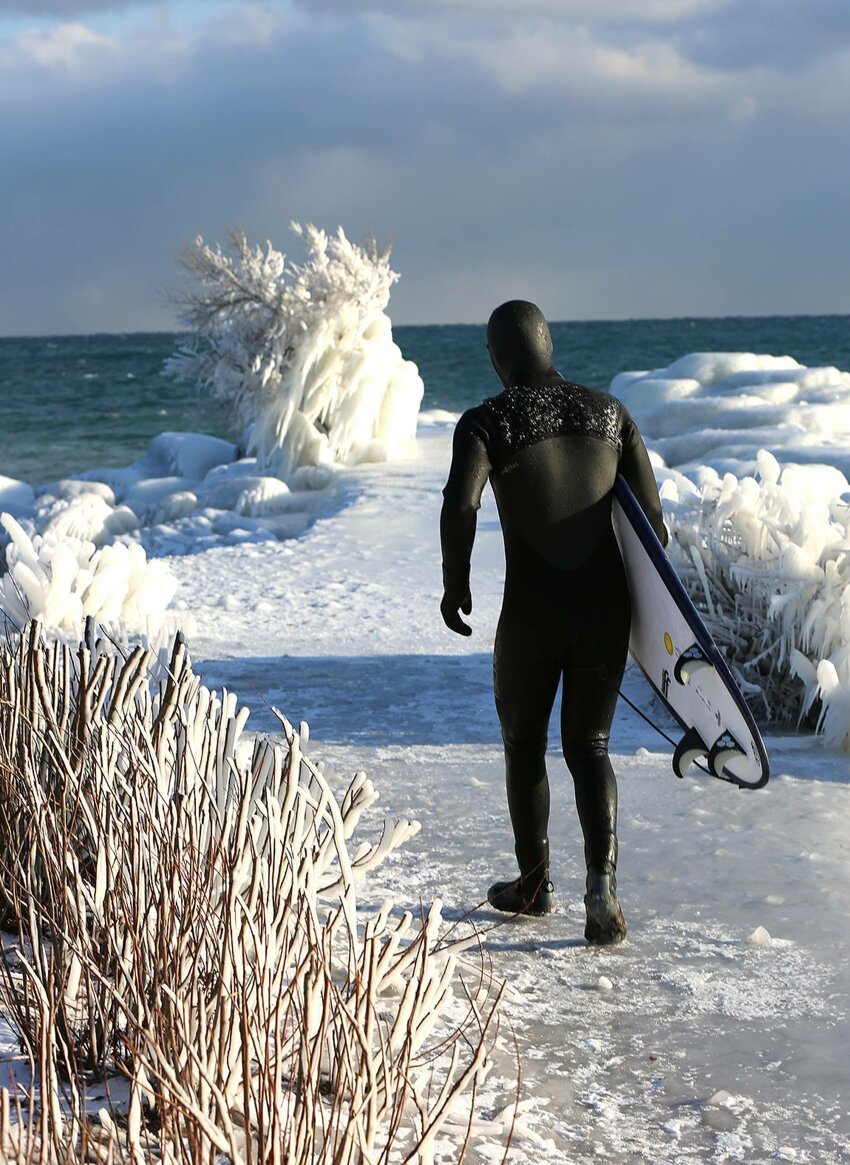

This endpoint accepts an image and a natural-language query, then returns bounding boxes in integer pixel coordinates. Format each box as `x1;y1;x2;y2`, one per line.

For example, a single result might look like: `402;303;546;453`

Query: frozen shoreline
168;422;850;1163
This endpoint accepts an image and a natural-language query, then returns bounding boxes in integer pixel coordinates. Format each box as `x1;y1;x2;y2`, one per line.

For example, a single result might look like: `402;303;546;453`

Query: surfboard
611;475;769;789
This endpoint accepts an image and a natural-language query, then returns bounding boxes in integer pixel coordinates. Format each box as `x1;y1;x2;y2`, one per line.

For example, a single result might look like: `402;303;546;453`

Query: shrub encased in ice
612;352;850;751
166;223;425;479
0;627;506;1163
659;455;850;750
0;511;177;635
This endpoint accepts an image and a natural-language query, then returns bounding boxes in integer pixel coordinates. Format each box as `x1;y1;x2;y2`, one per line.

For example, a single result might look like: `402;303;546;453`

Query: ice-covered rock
613;352;850;479
122;476;201;521
147;432;238;479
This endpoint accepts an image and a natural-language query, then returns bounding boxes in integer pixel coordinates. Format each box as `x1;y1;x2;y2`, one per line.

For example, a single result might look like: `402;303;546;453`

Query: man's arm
440;411;492;636
619;407;668;547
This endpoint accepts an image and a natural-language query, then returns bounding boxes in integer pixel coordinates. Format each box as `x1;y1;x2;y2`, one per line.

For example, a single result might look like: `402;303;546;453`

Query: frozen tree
166;224;424;479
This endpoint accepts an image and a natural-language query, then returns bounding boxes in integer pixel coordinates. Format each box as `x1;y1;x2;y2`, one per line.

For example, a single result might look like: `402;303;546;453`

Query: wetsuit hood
487;300;559;388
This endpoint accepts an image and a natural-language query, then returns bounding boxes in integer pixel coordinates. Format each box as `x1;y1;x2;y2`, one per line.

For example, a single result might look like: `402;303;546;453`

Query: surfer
440;300;667;944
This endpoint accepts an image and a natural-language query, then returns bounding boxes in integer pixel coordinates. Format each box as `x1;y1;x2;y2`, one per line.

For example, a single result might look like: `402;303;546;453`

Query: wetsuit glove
440;589;473;636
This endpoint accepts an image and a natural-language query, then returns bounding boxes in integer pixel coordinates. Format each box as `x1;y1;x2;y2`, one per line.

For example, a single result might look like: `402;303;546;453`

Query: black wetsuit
441;378;667;880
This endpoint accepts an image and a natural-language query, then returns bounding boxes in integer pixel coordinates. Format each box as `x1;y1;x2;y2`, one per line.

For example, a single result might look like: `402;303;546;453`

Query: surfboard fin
708;731;747;782
674;643;712;686
672;725;709;779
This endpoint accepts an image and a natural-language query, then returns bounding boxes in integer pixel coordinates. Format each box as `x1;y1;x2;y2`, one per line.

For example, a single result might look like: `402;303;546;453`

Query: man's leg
489;610;561;914
561;634;629;943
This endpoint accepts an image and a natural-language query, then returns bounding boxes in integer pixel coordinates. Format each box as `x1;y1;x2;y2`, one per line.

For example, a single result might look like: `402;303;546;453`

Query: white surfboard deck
612;475;769;789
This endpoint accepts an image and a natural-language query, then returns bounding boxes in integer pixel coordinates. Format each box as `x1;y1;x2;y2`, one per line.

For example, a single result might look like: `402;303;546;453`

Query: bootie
488;869;556;916
584;867;626;945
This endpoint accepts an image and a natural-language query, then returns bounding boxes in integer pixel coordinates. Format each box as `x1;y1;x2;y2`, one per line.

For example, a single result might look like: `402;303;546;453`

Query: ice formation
612;352;850;480
611;353;850;750
0;511;177;636
166;223;424;479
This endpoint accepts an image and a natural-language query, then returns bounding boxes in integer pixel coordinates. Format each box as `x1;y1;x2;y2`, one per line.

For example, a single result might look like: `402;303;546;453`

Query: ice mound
0;424;339;561
614;353;850;751
0;475;35;514
166;223;425;479
613;353;850;479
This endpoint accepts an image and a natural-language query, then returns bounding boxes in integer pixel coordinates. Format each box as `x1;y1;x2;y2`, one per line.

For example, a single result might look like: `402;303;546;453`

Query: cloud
675;0;850;71
0;0;136;13
0;21;115;69
1;0;849;334
293;0;730;22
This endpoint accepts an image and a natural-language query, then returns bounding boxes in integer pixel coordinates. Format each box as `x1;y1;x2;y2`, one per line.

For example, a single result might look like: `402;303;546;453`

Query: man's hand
441;589;473;636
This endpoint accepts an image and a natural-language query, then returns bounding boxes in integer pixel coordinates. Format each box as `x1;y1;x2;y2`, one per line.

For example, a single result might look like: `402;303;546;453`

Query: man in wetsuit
439;300;667;944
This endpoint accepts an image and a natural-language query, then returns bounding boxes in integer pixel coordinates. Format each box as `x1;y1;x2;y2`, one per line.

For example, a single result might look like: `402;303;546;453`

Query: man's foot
584;869;626;945
487;873;555;916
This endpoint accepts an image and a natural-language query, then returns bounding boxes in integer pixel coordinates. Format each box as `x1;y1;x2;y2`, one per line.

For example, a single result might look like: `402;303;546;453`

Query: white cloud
0;3;291;91
370;17;752;122
1;21;114;69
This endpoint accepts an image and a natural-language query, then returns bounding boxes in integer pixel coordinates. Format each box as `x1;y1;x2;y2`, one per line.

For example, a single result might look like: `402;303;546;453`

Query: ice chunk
147;432;238;479
706;1089;737;1108
746;926;772;945
123;476;201;520
35;479;116;505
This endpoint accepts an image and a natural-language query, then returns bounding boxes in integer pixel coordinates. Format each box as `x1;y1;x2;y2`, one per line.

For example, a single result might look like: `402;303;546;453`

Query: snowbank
612;352;850;479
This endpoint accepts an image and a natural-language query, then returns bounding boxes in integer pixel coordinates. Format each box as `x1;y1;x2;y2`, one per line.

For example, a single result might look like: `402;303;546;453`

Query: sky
2;0;850;333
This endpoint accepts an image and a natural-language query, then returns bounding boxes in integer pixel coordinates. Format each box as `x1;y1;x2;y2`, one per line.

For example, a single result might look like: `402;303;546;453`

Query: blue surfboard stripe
615;475;770;789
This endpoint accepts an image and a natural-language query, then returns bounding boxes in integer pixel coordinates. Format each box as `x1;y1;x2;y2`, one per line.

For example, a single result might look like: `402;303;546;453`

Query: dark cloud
673;0;850;71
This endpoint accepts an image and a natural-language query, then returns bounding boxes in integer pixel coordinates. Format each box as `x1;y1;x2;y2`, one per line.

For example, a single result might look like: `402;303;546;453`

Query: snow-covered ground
169;420;850;1164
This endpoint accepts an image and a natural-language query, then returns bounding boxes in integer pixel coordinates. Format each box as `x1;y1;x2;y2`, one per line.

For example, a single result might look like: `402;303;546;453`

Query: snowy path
171;425;850;1164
